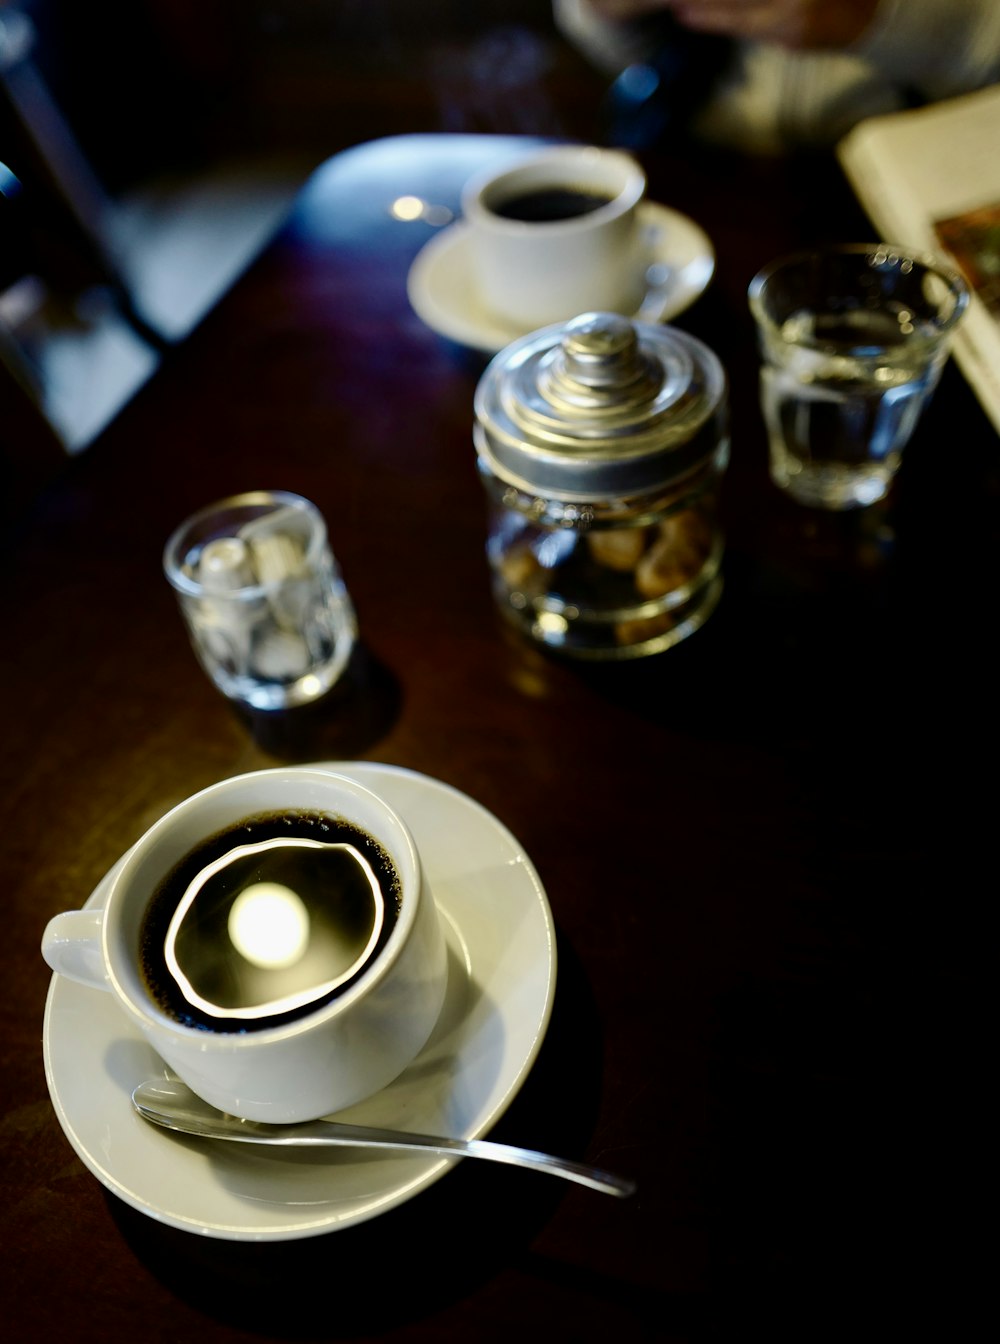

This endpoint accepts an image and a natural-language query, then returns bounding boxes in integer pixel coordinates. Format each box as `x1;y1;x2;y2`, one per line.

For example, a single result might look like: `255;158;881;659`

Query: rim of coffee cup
102;767;422;1044
461;145;646;235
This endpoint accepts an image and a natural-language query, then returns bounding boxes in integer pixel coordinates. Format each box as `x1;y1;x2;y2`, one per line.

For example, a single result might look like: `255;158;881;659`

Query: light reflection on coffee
228;880;311;969
139;811;401;1032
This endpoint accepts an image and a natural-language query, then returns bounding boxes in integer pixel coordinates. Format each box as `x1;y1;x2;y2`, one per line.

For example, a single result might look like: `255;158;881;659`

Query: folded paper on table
838;83;1000;437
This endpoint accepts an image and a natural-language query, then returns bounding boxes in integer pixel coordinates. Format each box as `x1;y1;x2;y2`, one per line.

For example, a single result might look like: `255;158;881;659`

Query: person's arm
639;0;880;49
552;0;674;73
556;0;1000;88
555;0;880;56
859;0;1000;97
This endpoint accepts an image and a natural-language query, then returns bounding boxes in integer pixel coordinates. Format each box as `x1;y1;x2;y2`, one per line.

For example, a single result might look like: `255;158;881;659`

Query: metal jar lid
473;311;728;500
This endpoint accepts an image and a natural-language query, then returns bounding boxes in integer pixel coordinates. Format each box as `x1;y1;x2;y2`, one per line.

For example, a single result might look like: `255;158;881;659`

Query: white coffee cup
461;144;648;331
41;768;448;1123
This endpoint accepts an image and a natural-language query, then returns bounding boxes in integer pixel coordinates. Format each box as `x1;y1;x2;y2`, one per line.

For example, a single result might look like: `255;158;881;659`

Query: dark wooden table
3;132;995;1342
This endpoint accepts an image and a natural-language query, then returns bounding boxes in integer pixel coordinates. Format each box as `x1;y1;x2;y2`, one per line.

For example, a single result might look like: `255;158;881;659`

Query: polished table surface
3;133;995;1342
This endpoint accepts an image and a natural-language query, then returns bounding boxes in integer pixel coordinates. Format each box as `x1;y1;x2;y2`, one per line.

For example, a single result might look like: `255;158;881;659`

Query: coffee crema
491;186;615;223
139;810;401;1032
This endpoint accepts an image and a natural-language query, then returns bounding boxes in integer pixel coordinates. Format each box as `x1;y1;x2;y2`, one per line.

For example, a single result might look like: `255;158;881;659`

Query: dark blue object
602;16;733;149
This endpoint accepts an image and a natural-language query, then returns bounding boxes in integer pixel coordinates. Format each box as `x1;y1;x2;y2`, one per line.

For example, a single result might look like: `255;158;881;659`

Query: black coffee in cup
491;186;615;223
139;810;401;1032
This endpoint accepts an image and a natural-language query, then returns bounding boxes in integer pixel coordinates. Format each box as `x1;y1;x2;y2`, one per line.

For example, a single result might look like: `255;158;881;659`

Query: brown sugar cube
635;537;688;598
615;611;675;645
499;542;544;592
661;508;713;564
636;510;711;596
586;527;648;572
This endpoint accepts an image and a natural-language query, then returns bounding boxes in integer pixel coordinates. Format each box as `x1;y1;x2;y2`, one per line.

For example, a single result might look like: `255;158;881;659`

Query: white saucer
407;199;715;354
42;762;556;1242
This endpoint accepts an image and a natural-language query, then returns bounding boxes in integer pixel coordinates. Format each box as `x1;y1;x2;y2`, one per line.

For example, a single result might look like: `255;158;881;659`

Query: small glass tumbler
748;244;969;509
163;491;357;711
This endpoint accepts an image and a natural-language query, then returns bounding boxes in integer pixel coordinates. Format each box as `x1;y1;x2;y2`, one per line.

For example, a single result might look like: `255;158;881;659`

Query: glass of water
749;245;969;509
164;491;357;712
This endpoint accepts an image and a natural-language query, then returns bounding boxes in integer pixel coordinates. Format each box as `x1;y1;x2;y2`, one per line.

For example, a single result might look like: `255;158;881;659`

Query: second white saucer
407;199;715;354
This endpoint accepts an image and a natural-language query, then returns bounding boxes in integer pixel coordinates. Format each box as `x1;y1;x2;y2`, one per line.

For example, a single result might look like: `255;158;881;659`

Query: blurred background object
1;1;602;476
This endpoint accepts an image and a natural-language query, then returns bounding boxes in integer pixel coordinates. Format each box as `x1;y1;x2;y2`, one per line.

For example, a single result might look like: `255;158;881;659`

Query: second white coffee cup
41;768;448;1123
461;145;648;331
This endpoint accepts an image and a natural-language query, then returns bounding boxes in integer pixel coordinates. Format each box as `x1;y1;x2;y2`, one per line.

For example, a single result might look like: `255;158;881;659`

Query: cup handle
41;910;110;990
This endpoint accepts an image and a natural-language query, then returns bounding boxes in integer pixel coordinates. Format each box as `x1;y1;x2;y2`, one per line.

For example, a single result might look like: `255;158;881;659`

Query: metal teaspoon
131;1079;636;1198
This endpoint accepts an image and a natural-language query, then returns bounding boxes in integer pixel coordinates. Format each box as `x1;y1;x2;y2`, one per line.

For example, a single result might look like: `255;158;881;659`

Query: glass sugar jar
474;311;729;659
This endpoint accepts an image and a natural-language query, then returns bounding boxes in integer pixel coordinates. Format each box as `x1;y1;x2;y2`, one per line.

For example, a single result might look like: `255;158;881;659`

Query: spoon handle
287;1121;635;1197
131;1083;635;1198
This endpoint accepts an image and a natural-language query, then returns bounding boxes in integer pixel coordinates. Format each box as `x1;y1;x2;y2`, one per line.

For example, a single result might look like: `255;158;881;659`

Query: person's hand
587;0;881;51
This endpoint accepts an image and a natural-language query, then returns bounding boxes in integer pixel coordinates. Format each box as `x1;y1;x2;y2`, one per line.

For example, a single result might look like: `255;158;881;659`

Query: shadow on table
107;931;665;1338
229;642;403;763
557;489;919;752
